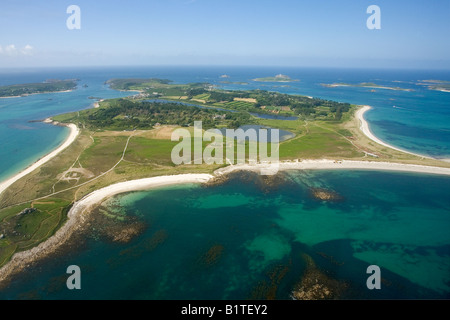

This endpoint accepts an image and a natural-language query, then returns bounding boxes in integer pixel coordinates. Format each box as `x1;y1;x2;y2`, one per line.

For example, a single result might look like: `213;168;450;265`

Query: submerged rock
291;254;347;300
257;173;290;193
310;188;343;202
205;171;293;194
250;264;290;300
111;226;144;243
198;244;224;267
90;206;147;244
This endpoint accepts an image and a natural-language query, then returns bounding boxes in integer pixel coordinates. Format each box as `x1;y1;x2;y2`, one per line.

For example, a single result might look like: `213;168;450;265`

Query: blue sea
0;66;449;299
1;66;449;183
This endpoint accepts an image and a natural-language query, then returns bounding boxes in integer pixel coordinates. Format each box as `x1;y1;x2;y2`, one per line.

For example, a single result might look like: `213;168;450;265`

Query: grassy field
193;93;211;101
1;104;449;268
0;199;71;266
224;100;255;110
279;124;363;159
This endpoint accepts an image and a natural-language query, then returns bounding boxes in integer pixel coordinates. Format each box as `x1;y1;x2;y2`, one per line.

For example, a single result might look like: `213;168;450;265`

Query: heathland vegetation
1;78;446;269
55;99;254;130
107;78;351;120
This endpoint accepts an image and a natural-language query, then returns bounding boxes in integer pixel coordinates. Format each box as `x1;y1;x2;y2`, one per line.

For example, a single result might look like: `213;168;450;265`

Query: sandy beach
214;159;450;177
356;106;433;159
323;84;413;92
0;120;79;198
69;174;213;218
2;106;450;283
93;98;105;108
2;157;450;281
0;174;213;283
0;89;75;99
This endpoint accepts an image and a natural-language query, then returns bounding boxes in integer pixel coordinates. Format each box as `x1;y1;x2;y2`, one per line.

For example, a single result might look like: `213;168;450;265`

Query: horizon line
1;64;450;72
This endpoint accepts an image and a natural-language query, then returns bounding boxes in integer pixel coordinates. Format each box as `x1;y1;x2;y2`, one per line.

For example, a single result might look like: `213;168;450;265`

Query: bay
1;170;449;299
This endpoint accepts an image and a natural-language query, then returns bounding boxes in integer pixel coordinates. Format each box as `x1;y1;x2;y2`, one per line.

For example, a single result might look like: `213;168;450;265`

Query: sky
0;0;449;69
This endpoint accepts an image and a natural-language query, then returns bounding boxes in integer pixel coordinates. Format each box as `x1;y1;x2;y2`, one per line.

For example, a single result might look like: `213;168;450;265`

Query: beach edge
0;120;79;197
355;105;434;159
2;107;450;284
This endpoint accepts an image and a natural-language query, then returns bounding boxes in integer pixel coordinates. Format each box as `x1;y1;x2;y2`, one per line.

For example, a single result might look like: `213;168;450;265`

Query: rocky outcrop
111;225;145;244
291;254;347;300
310;188;343;201
17;208;37;217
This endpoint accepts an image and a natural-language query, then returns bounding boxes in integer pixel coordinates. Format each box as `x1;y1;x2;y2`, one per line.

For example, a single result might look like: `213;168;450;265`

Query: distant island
321;82;414;92
1;76;450;288
219;81;249;85
0;79;78;98
416;80;450;93
105;78;172;91
253;74;299;82
105;78;349;121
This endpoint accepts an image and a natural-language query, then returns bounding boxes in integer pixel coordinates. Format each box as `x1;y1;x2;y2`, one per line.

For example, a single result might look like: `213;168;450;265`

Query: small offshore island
0;79;79;98
0;78;450;297
321;82;414;92
416;80;450;93
253;74;300;82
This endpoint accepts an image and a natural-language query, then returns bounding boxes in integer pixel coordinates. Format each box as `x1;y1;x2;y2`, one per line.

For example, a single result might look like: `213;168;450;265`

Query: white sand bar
2;105;450;281
0;122;80;197
356;106;432;159
0;174;213;281
69;174;214;219
214;160;450;176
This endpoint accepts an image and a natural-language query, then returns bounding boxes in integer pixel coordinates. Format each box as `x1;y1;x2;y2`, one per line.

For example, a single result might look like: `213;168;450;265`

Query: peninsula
1;78;449;282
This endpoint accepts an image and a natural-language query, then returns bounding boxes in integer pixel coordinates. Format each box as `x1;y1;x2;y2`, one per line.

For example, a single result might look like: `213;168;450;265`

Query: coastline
93;99;104;108
2;105;450;283
0;174;213;283
0;120;79;198
0;89;75;99
2;158;450;282
356;106;434;159
323;84;413;92
214;159;450;177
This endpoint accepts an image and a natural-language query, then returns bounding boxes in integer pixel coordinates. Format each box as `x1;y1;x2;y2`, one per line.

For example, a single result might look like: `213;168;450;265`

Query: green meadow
1;81;444;269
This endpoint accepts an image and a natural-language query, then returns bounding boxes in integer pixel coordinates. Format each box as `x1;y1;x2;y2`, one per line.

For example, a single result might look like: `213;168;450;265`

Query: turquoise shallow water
1;170;449;299
218;67;450;159
0;66;449;184
0;68;136;182
0;67;449;300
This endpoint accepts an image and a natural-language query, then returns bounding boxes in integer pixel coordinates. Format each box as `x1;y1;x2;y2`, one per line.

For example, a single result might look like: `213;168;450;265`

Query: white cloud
21;44;34;55
0;44;34;56
5;44;17;56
